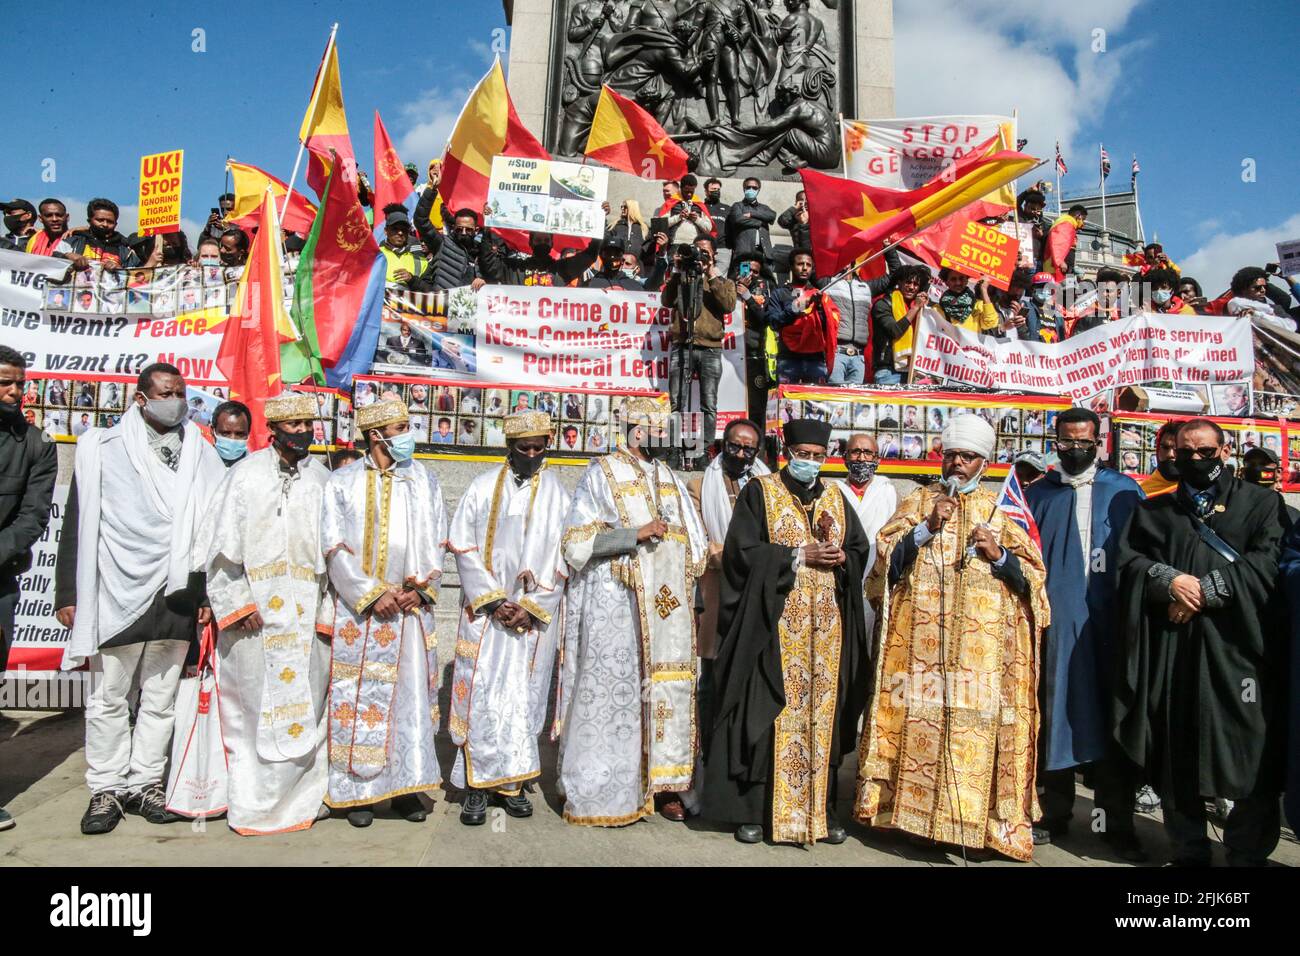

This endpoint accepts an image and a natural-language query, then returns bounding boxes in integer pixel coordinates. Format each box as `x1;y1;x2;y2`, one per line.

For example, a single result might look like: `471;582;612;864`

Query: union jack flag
995;465;1041;551
1100;144;1112;179
1055;141;1068;176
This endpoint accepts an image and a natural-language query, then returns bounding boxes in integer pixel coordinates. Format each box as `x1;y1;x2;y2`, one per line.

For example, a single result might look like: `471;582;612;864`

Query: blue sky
3;0;1297;294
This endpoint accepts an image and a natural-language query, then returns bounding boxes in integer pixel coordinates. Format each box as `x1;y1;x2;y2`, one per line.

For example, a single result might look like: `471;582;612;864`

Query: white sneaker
1135;785;1161;814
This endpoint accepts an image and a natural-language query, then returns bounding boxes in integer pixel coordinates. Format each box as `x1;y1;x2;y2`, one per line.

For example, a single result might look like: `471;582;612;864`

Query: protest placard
998;220;1036;268
4;483;70;677
485;155;607;238
938;215;1017;288
1276;238;1300;275
137;148;184;236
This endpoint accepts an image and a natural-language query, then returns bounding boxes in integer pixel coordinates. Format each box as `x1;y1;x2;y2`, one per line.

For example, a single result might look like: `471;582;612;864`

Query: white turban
942;414;995;461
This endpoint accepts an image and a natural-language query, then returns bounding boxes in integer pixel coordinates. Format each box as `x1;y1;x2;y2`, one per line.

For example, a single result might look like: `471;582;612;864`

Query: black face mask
1178;456;1222;491
509;450;545;480
721;450;753;478
275;429;313;458
1057;446;1097;476
455;232;478;251
90;222;115;241
0;399;20;420
3;215;25;235
1242;464;1276;486
1156;458;1180;481
642;442;672;461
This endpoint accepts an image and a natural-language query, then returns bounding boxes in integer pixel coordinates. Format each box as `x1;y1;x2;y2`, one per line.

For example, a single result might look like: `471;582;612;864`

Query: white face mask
143;396;187;428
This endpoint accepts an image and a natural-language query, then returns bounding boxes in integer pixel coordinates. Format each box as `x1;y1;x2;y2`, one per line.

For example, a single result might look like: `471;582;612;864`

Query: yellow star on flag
841;194;891;234
646;135;669;164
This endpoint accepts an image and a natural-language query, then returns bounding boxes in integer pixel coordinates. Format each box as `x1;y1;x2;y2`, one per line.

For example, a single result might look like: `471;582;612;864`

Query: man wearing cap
556;396;708;826
1025;407;1147;860
1012;448;1046;488
856;413;1049;860
192;392;332;835
447;411;570;826
1241;445;1299;526
378;204;434;292
319;400;448;827
702;418;872;845
1;199;37;250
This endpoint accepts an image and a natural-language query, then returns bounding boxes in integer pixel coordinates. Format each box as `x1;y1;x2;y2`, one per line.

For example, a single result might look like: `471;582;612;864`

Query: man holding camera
662;237;736;470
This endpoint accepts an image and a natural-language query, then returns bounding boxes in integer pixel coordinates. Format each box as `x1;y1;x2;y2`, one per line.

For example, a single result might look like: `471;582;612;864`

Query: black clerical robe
1114;471;1289;810
701;468;871;842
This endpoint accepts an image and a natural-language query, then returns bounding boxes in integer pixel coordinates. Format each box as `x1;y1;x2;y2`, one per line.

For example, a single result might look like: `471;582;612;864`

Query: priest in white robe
831;432;897;637
193;392;330;835
447;411;569;826
319;399;449;828
556;396;708;826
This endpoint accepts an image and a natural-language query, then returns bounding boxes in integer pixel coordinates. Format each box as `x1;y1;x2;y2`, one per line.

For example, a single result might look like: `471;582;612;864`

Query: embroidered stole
759;474;846;844
599;451;697;792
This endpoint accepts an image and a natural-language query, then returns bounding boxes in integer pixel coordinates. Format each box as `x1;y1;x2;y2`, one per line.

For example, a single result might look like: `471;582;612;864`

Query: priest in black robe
1115;418;1289;866
702;418;872;846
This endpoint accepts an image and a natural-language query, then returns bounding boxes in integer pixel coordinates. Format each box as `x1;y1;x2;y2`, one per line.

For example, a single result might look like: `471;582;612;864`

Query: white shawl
699;454;770;544
63;404;224;669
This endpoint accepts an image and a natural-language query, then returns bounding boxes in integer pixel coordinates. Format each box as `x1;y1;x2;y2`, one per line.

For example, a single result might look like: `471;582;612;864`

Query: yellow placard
137;149;184;236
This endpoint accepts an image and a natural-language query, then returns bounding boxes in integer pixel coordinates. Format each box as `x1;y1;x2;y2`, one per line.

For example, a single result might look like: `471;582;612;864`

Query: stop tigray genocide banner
912;310;1255;400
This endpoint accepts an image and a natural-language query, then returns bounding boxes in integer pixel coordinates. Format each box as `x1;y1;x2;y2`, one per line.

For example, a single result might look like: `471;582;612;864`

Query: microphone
940;475;960;497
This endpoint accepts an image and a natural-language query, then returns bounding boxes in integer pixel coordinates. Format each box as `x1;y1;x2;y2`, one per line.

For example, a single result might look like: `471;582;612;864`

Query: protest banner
998;220;1036;268
938;214;1017;288
1276;238;1300;275
137;148;184;236
485;155;607;238
768;385;1072;475
910;310;1254;402
841;115;1014;190
4;483;70;677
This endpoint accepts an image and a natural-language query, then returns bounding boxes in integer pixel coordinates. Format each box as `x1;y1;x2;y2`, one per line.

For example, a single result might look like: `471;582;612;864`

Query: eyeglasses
789;449;827;462
941;450;981;465
724;441;757;458
845;448;879;461
1055;439;1100;451
1249;283;1268;293
1176;447;1221;461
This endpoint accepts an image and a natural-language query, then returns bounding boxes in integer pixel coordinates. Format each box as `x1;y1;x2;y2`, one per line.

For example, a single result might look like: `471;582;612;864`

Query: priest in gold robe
702;418;873;846
855;413;1049;861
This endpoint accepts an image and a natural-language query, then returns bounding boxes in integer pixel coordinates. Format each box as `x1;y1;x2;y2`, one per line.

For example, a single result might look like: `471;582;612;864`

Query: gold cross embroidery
279;667;296;684
654;585;680;620
652;700;673;742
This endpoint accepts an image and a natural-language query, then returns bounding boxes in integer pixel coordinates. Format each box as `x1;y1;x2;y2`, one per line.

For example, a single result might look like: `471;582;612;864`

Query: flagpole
1133;155;1145;245
1055;142;1063;217
1010;109;1023;265
824;158;1051;288
1099;142;1108;234
282;22;339;222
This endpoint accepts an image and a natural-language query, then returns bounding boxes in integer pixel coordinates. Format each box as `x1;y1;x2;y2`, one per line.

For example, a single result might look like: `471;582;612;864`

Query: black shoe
1032;826;1054;845
819;810;848;845
460;791;488;826
129;782;177;824
500;792;533;818
81;791;125;835
1032;818;1069;845
735;823;764;844
391;794;427;822
1102;830;1149;864
347;808;374;828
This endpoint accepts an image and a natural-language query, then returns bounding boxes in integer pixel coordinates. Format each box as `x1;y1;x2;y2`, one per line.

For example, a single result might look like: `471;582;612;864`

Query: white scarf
63;404;223;669
700;453;769;543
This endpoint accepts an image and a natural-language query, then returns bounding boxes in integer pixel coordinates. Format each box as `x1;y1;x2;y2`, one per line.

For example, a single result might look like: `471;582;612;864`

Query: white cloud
893;0;1148;175
1180;212;1300;297
394;85;475;166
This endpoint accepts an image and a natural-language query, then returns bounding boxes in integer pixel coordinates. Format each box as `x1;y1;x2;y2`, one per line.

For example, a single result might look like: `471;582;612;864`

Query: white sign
841;115;1014;189
5;483;70;677
485;156;608;239
911;311;1254;401
1276;238;1300;276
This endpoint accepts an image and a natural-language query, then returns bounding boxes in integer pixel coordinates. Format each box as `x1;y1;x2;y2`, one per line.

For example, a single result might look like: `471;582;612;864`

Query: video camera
674;242;705;277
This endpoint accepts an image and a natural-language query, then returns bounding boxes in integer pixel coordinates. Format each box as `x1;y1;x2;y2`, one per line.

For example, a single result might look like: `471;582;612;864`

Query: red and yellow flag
299;34;356;198
440;57;547;217
226;160;317;235
371;110;414;220
217;189;297;449
584;86;689;181
800;137;1039;277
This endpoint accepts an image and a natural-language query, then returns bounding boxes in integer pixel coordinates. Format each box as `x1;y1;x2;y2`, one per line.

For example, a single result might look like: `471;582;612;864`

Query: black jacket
777;205;811;251
724;200;776;259
0;417;57;579
66;228;140;268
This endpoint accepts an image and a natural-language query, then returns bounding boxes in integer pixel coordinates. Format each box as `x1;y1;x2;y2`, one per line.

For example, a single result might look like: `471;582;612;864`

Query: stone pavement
1;709;1294;867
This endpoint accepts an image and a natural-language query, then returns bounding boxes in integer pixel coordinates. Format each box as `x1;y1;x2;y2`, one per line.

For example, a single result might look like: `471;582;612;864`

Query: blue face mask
786;457;821;483
954;465;985;494
744;188;759;202
384;432;416;462
214;436;247;462
1153;289;1172;305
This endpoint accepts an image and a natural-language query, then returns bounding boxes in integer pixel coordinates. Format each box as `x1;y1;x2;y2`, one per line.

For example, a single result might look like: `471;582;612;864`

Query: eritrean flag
284;153;380;386
584;85;689;181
